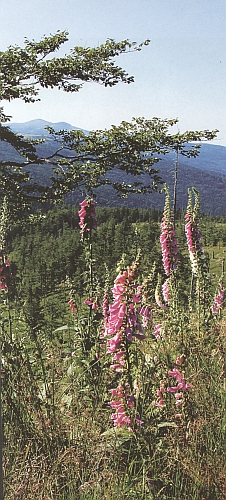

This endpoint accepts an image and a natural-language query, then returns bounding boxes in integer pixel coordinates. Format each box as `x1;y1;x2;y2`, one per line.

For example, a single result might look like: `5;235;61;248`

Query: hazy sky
1;0;226;145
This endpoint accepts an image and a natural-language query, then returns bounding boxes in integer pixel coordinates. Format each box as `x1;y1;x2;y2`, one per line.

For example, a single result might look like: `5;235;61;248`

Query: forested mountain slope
1;120;226;214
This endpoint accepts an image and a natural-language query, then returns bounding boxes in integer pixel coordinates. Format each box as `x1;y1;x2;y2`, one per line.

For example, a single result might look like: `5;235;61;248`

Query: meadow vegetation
1;189;225;499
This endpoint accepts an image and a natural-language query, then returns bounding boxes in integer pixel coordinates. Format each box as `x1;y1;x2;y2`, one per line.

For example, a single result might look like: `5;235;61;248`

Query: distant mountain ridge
2;119;226;215
8;119;89;137
8;119;226;175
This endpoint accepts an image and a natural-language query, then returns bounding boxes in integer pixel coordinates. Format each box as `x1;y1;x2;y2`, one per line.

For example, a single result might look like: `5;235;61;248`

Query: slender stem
89;228;93;295
173;147;179;226
87;229;93;345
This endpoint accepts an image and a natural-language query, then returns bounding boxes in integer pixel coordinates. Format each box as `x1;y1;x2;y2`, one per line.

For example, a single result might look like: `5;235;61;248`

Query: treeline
6;204;226;335
7;206;162;334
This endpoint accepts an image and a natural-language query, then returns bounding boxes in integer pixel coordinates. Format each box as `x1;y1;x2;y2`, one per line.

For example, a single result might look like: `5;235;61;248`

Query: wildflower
167;367;191;405
110;351;125;372
175;354;185;366
212;282;224;315
175;392;183;399
160;223;179;276
162;278;171;303
160;188;179;276
109;385;143;428
155;280;166;309
138;305;150;327
105;266;146;353
153;384;165;408
84;297;100;310
78;198;97;236
152;323;162;340
68;298;77;313
107;331;123;353
108;385;132;428
105;264;147;429
185;189;203;275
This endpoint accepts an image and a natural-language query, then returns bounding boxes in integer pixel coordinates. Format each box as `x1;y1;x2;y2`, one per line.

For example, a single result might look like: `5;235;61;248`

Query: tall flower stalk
78;198;97;238
77;198;98;352
160;186;179;278
105;257;147;429
185;188;211;319
185;188;203;276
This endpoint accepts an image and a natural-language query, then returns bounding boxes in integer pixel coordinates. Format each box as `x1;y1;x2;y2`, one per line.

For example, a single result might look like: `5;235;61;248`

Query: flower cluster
104;265;147;428
68;298;77;313
162;278;171;304
155;275;172;309
84;297;100;310
0;251;11;290
78;199;97;236
68;290;77;313
155;275;166;309
109;384;144;428
212;282;224;315
139;305;150;328
160;191;179;276
153;384;166;408
167;367;191;405
105;265;146;355
152;323;163;340
185;189;203;275
108;385;133;428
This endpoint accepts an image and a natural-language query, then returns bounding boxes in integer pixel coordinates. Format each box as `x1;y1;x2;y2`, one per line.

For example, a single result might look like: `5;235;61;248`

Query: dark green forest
6;204;226;336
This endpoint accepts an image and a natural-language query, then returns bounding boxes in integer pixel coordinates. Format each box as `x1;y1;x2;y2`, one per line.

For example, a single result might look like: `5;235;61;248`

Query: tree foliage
0;31;151;209
44;117;218;200
0;31;218;211
0;31;150;106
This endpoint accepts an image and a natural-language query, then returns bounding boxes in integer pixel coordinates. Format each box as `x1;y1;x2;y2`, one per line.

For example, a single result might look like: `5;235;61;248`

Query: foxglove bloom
155;277;166;309
105;264;147;428
162;278;171;304
68;298;77;313
108;385;132;428
167;367;191;405
185;189;203;275
152;323;162;340
109;384;143;429
153;385;165;408
84;297;100;310
78;198;97;236
160;188;179;276
138;305;150;327
212;282;224;315
105;266;145;354
160;221;179;276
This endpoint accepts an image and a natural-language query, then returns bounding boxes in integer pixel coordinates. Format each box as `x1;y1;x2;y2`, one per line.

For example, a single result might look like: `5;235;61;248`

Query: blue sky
1;0;226;145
